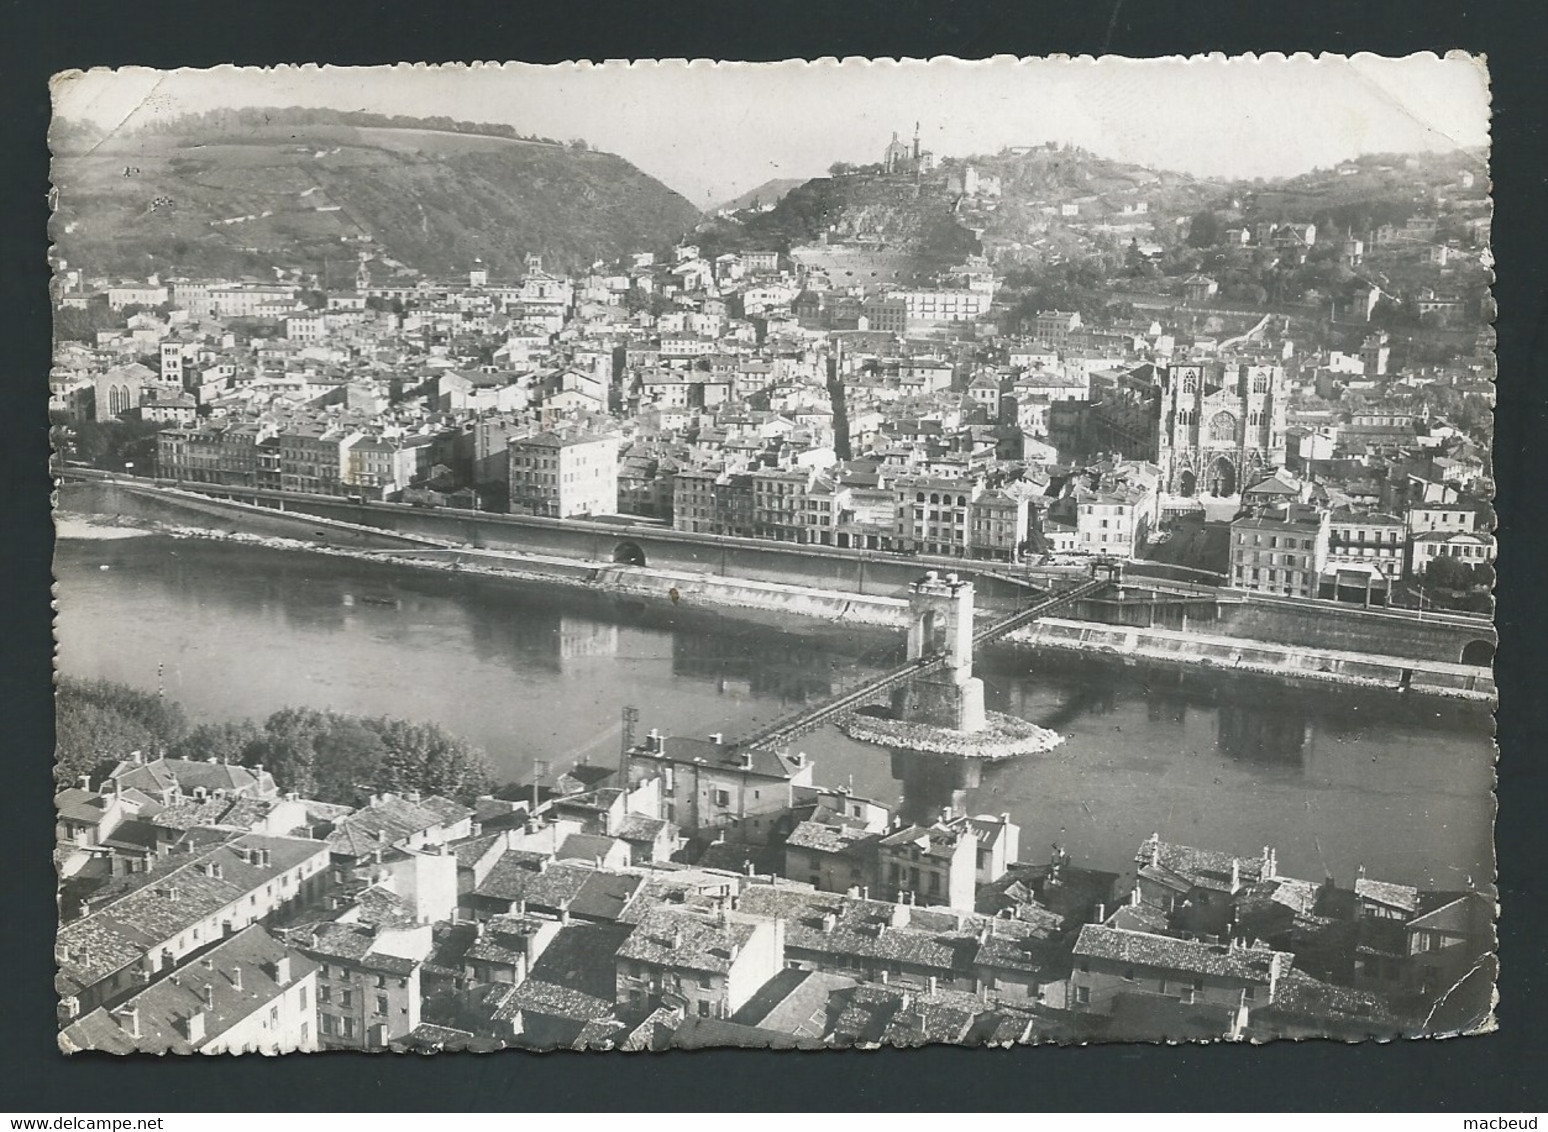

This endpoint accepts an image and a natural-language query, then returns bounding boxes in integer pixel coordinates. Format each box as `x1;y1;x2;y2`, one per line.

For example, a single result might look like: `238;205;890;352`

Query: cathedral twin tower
1156;362;1288;499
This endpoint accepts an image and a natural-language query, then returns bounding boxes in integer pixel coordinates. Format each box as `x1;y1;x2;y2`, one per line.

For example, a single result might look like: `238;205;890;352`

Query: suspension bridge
736;572;1112;750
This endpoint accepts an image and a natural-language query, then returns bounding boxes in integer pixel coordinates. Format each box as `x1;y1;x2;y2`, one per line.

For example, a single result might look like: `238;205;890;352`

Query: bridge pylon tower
893;571;986;733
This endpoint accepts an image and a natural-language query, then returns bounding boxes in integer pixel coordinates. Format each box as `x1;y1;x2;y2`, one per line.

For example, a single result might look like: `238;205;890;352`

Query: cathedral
1155;361;1287;498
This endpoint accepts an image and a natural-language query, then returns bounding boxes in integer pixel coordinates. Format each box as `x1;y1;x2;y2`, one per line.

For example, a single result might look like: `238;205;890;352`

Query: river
53;518;1496;894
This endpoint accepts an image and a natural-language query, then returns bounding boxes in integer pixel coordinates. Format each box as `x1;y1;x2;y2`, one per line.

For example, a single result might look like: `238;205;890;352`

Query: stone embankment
55;510;911;629
1004;618;1496;705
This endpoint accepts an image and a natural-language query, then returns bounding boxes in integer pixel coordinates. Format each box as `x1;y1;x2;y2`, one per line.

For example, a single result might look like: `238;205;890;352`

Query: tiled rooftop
616;906;758;974
60;924;317;1054
1072;924;1291;983
56;833;329;994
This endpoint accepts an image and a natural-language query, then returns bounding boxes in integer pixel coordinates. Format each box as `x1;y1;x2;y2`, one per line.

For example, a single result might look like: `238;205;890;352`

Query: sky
51;55;1490;207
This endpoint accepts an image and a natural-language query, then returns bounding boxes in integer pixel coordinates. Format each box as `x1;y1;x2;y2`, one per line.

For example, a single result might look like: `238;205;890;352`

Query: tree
56;699;156;786
54;678;187;786
246;706;329;799
1187;209;1223;249
170;720;263;766
1424;554;1471;590
310;718;389;803
242;706;492;805
365;717;493;803
53;302;125;345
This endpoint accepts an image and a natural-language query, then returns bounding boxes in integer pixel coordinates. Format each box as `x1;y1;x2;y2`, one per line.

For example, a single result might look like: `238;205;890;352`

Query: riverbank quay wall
76;476;1066;603
1007;618;1496;704
1064;584;1497;667
71;476;1495;666
378;547;911;628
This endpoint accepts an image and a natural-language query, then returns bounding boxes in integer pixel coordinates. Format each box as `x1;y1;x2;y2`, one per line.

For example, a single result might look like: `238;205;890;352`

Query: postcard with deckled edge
48;54;1495;1053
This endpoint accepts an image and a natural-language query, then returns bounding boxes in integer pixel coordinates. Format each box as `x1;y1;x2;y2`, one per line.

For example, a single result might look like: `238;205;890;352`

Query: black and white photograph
47;54;1497;1055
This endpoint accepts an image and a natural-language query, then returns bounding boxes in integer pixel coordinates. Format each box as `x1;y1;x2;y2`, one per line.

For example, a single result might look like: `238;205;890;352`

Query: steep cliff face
51;113;702;279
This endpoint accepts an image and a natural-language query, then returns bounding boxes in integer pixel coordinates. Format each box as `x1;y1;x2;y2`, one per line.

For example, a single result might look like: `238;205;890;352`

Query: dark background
3;0;1544;1112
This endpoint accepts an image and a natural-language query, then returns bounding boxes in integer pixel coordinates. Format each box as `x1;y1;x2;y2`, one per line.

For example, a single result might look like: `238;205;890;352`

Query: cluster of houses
50;161;1491;590
56;728;1490;1052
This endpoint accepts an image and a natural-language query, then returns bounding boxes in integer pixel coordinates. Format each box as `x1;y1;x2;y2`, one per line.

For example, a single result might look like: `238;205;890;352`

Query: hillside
712;178;808;214
695;144;1224;272
696;171;980;267
49;110;702;280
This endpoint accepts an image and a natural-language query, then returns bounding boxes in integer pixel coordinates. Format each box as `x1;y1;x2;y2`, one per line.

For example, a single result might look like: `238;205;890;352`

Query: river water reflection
54;528;1494;892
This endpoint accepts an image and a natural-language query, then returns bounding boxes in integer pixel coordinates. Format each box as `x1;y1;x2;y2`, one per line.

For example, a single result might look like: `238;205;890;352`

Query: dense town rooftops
1354;877;1421;913
616;905;761;975
489;922;633;1025
635;734;810;781
1136;834;1271;895
1073;925;1292;984
972;915;1066;976
738;886;978;972
56;833;329;994
60;925;316;1055
786;820;879;856
473;855;595;909
104;756;278;801
295;920;418;975
324;793;470;858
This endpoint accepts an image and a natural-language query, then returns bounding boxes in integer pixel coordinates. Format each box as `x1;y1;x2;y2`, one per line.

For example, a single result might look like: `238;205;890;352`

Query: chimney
1149;834;1161;868
112;1005;141;1039
671;926;684;950
709;733;724;745
77;774;91;792
271;955;291;985
230;966;243;992
182;1010;206;1044
927;975;938;996
253;763;264;778
470;821;482;838
1095;903;1106;923
793;751;806;768
198;983;214;1008
1230;859;1241;893
821;912;837;934
1131;884;1141;907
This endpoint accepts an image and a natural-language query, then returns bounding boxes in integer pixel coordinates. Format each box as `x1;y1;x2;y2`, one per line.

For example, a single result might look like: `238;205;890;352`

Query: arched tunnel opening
612;541;647;568
1460;639;1495;667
